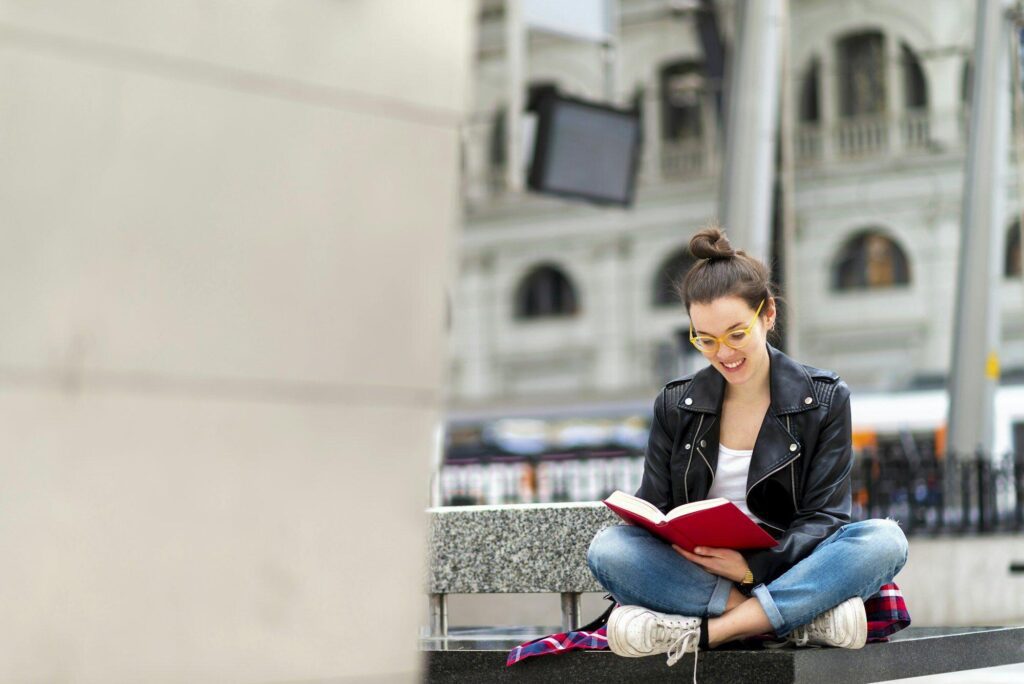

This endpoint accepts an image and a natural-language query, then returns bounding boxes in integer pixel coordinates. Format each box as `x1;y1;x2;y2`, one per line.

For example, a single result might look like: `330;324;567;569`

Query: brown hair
676;226;776;315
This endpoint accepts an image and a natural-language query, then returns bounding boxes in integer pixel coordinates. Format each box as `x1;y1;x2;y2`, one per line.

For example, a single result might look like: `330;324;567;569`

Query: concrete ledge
427;502;619;594
422;626;1024;683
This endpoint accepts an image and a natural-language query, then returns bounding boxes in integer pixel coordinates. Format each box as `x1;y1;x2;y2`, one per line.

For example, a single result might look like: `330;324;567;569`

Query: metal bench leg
561;592;581;632
429;593;448;637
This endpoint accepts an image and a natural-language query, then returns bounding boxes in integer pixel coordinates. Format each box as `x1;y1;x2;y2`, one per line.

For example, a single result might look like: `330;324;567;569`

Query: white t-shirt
706;443;765;525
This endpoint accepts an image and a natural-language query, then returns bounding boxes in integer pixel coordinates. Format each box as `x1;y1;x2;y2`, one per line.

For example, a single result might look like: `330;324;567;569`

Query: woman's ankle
707;598;773;647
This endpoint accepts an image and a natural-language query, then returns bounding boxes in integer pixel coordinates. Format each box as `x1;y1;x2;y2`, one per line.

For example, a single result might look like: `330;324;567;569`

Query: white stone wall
0;2;473;682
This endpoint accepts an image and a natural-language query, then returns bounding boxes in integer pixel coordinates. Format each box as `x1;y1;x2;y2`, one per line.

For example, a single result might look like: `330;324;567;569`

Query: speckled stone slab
423;626;1024;683
426;502;621;594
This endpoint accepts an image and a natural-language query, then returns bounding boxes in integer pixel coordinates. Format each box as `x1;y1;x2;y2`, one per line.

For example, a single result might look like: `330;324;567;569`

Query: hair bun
689;226;736;260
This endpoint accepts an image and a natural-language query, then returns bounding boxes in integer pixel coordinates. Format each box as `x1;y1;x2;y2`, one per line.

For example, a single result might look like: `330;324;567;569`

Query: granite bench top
426;501;621;594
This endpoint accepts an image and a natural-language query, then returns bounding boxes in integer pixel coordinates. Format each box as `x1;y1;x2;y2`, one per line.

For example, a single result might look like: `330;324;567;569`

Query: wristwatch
739;569;755;591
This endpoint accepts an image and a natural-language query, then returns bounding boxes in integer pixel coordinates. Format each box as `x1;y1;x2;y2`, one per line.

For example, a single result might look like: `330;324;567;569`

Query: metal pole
429;593;448;638
560;592;582;632
717;0;784;262
777;0;801;358
948;0;1013;459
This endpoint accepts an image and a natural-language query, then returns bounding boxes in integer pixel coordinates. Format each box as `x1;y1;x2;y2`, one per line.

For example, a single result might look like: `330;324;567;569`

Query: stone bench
423;502;1024;683
425;501;618;635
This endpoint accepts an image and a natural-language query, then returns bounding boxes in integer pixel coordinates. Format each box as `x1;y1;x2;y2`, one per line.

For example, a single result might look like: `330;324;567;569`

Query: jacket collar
676;343;820;416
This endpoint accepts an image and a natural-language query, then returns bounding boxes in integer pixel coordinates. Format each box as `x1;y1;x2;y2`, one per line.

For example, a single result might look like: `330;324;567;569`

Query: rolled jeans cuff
751;584;786;634
708;575;733;617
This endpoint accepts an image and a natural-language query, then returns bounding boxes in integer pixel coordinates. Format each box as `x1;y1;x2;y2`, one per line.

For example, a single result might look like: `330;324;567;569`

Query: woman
586;227;908;669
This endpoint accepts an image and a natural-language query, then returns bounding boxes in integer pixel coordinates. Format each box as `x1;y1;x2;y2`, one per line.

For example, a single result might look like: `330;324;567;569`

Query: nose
715;345;737;362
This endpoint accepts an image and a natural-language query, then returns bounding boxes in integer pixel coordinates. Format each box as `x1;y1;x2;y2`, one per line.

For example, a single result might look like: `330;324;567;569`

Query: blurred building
448;0;1024;420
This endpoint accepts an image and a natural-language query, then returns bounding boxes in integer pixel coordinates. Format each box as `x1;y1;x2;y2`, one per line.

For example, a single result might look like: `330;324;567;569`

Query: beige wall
0;2;474;682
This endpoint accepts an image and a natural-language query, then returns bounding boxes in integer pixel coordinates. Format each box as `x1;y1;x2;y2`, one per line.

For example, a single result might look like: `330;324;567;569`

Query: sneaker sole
607;606;651;657
835;597;868;649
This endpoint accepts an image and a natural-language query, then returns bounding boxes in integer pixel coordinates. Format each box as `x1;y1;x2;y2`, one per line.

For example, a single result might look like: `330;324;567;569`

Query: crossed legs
587;519;908;644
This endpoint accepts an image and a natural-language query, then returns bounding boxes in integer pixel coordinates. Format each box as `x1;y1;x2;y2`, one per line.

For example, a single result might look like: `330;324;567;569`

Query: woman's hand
673;545;749;583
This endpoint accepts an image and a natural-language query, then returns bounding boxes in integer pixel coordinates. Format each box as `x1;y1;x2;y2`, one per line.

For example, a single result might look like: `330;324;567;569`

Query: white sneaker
606;605;701;666
787;596;867;649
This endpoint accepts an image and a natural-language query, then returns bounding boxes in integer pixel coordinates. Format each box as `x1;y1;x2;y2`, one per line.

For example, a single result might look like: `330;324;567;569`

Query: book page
603;491;666;523
665;497;730;522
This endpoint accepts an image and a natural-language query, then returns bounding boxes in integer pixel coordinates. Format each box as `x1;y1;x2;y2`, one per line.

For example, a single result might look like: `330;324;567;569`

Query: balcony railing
836;114;890;158
902;109;931;151
658;138;714;179
795;110;938;165
460;109;947;202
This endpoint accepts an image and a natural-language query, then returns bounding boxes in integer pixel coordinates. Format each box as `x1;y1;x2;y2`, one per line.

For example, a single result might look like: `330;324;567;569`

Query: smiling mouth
722;358;745;370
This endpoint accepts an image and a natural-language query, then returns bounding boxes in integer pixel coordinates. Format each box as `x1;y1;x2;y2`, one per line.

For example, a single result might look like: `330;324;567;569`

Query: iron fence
439;445;1024;537
852;445;1024;535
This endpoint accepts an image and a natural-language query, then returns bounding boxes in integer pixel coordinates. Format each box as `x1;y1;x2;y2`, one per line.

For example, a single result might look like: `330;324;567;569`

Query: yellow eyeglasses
689;299;766;353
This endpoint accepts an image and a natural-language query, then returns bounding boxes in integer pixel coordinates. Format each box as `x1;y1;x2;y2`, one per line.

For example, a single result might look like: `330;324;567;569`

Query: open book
602;491;779;552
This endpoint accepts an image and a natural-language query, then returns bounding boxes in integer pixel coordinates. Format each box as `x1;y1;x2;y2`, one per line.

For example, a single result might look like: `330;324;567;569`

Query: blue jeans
586;519;908;636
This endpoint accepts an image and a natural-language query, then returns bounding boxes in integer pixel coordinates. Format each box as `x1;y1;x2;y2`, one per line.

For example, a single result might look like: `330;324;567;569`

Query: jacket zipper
683;414;704;504
787;416;798;510
745;415;801;533
695;417;717;492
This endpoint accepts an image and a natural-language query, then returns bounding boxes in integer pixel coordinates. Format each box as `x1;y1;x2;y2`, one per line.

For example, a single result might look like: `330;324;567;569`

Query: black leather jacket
636;343;853;586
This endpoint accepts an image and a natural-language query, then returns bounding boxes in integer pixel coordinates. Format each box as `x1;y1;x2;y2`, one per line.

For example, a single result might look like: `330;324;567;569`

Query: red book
602;490;779;552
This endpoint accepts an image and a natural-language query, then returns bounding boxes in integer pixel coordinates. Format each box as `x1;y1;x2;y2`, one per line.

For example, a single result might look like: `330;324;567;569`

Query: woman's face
688;295;774;388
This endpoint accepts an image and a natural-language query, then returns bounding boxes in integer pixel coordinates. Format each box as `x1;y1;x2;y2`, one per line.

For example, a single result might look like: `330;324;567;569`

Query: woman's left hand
673;545;749;583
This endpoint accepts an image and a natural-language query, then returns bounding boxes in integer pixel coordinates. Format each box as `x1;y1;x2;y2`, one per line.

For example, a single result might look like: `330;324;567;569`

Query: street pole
948;0;1013;458
777;1;801;358
717;0;784;263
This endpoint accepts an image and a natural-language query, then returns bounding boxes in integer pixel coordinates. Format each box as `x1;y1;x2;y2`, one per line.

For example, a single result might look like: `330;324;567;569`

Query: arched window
652;248;697;307
837;30;886;117
833;230;911;290
1007;219;1023;279
901;43;927;110
659;60;705;141
799;57;821;123
514;264;579;319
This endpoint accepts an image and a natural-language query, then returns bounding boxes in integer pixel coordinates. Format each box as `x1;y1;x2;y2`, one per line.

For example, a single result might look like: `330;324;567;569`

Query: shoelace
791;610;837;647
657;622;700;684
790;626;810;647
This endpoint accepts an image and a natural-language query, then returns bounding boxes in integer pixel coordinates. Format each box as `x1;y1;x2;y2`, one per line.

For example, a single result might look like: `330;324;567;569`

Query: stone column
644;77;664;184
456;253;496;400
820;48;838;162
593;237;632;392
926;56;967;151
886;38;905;154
